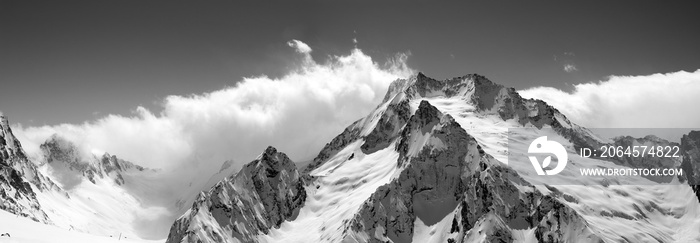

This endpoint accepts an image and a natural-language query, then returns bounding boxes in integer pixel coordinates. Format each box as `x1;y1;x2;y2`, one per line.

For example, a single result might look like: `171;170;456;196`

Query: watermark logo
528;136;568;175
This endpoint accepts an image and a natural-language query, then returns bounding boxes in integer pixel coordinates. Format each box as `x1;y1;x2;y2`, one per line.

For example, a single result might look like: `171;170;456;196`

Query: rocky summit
166;146;306;243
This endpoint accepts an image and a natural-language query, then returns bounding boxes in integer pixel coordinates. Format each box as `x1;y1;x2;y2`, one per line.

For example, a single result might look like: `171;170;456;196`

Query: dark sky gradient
2;1;699;125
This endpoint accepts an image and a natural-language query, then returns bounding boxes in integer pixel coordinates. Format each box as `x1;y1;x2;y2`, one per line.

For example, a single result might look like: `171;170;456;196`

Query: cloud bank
519;69;700;128
13;40;414;174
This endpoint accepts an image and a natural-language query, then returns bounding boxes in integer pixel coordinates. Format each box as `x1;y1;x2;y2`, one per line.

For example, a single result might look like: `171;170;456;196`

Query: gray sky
1;1;700;125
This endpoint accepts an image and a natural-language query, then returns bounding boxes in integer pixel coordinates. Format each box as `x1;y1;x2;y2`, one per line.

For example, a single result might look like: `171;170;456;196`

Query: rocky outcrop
361;99;411;155
166;146;306;243
680;131;700;201
0;115;51;223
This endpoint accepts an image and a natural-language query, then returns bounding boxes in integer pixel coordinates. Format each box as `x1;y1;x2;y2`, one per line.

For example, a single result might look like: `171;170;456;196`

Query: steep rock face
0;116;59;192
346;101;480;242
0;115;51;223
361;99;411;155
40;135;146;187
174;159;239;212
0;161;48;223
680;131;700;201
166;146;306;243
0;116;26;163
303;96;411;178
344;101;599;243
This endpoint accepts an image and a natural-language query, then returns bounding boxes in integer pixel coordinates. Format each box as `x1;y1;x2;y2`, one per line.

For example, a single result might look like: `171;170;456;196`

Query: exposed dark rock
165;146;306;243
680;131;700;202
361;99;411;154
0;115;51;223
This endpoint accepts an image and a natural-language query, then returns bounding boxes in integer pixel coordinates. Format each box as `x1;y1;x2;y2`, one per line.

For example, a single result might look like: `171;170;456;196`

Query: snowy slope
35;171;169;239
0;209;160;243
27;135;170;239
262;140;401;242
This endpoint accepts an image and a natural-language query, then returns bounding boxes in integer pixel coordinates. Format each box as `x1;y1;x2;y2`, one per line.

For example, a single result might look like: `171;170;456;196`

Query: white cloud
563;64;578;72
287;39;312;54
519;69;700;129
12;40;414;175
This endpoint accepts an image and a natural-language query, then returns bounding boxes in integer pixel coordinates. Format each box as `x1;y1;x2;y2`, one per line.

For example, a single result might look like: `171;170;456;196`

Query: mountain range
1;72;699;242
163;73;700;242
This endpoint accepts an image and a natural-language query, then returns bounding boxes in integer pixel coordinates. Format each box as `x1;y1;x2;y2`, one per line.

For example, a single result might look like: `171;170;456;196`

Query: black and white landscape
1;2;700;243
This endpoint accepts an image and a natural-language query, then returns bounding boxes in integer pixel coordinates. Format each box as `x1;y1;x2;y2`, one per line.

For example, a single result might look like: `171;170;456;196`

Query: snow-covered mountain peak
40;134;147;187
166;146;305;243
384;72;502;104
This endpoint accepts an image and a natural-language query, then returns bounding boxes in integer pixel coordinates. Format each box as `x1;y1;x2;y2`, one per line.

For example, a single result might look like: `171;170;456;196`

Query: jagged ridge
40;134;146;187
166;146;306;243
